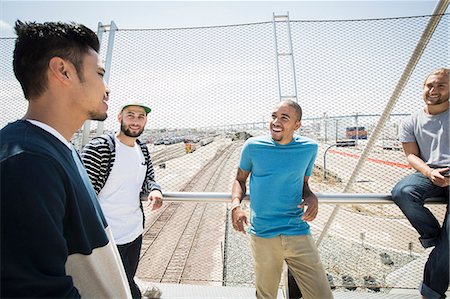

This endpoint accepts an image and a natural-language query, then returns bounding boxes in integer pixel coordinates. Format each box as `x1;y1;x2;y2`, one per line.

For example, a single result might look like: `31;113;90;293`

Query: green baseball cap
121;100;152;114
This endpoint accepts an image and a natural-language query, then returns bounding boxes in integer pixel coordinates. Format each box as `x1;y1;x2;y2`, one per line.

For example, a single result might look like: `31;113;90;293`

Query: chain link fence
1;13;448;294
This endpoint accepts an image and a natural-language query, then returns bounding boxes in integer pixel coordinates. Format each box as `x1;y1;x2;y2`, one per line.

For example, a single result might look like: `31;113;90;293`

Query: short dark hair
279;100;302;121
13;20;100;100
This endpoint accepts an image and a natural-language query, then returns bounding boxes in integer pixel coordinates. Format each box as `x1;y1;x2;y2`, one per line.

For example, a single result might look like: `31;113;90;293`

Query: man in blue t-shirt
231;100;333;299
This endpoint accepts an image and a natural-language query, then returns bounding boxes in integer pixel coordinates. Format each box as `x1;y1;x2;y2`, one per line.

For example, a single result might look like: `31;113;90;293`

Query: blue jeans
392;172;449;298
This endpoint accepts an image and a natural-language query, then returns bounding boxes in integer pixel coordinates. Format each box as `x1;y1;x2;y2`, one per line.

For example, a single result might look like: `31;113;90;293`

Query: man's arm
298;176;319;222
1;154;80;298
402;142;449;187
231;168;250;233
140;143;163;210
81;140;109;194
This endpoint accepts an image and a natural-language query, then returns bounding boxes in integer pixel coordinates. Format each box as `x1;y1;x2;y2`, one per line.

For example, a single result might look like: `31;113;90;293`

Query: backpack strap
102;132;116;153
95;133;116;189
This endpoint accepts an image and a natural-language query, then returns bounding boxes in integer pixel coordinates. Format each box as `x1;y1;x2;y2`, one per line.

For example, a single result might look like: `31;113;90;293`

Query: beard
424;95;449;106
271;133;282;141
121;122;144;137
270;128;283;141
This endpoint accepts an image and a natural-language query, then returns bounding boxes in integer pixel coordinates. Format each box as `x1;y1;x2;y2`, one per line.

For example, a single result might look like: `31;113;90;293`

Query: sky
0;0;442;38
0;0;447;131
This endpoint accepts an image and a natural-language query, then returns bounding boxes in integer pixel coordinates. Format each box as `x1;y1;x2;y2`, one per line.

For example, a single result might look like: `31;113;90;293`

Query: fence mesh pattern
1;13;448;293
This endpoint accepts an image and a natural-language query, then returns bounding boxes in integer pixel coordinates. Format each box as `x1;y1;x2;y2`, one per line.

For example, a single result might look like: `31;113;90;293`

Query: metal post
323;113;328;143
285;12;298;102
96;21;117;137
80;22;105;149
323;143;338;180
316;1;449;246
272;12;298;102
272;13;282;102
335;119;339;143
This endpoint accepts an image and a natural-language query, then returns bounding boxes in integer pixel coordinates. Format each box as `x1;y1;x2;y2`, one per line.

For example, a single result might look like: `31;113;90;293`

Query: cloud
0;20;15;38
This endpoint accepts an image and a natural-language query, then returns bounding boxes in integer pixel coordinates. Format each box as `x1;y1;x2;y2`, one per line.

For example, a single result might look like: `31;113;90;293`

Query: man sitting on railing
230;100;333;299
391;68;449;299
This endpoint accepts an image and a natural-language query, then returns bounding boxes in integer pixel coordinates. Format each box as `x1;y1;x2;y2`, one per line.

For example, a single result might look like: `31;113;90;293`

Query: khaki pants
250;234;333;299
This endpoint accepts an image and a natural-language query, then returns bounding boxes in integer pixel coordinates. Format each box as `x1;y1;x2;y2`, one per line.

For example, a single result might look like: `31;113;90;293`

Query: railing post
323;143;338;180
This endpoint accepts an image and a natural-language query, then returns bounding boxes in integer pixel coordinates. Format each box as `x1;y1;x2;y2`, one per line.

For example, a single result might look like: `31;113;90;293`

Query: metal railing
162;191;446;204
140;192;446;294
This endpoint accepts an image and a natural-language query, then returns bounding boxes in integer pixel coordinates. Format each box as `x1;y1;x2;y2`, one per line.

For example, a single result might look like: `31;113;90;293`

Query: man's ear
295;120;302;130
48;57;70;83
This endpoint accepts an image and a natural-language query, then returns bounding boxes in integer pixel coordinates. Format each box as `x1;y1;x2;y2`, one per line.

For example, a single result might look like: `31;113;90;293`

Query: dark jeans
392;172;449;298
117;235;143;299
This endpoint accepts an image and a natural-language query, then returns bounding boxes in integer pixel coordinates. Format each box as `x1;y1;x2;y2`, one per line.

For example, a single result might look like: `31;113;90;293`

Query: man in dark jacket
0;21;131;298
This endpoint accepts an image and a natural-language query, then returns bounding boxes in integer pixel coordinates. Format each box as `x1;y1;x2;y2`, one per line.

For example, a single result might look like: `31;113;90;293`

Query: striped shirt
81;133;161;196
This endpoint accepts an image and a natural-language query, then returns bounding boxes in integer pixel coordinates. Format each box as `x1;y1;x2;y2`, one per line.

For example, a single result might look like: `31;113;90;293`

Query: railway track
137;140;242;285
150;144;186;166
181;142;241;192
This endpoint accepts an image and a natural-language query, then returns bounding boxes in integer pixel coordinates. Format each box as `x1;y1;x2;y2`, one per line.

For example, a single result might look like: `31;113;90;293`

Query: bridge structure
0;2;449;298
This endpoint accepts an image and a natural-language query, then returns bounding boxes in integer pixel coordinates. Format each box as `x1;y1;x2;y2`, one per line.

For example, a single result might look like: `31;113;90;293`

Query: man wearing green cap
81;100;163;299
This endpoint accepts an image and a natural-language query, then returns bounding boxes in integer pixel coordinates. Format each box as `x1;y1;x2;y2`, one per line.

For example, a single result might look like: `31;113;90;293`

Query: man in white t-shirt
82;100;163;299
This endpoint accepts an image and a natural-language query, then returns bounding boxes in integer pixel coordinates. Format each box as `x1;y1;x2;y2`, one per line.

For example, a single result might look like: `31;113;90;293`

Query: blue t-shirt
239;135;318;238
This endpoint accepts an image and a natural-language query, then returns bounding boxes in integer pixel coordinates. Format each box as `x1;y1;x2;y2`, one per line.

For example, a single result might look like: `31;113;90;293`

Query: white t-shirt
97;136;147;245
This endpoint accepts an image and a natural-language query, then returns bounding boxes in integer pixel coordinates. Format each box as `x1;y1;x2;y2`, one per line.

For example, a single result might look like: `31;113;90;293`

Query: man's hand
403;144;449;187
148;190;163;211
231;207;248;234
427;167;450;187
298;193;319;222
